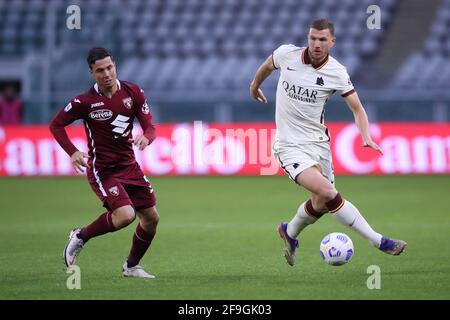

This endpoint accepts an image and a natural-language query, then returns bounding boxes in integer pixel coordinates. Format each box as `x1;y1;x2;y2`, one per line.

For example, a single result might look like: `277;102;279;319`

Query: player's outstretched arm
343;91;383;155
250;55;276;103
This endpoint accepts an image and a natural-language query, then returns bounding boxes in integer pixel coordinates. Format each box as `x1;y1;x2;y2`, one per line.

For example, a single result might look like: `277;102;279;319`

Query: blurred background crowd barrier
0;0;449;175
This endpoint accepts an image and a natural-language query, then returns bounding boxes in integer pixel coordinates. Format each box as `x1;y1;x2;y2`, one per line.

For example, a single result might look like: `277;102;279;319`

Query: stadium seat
390;0;450;91
0;0;400;115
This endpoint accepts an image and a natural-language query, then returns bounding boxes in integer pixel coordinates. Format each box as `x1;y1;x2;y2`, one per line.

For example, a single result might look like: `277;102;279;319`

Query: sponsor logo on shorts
109;186;119;196
89;109;113;121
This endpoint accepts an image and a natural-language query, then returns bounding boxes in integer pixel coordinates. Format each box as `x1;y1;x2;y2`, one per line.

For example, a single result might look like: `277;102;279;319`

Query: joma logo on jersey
89;109;113;121
90;102;105;108
282;81;318;103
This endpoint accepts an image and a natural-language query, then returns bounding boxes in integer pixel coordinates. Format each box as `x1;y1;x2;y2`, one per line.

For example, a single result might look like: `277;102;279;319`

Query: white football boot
122;262;156;279
63;228;85;267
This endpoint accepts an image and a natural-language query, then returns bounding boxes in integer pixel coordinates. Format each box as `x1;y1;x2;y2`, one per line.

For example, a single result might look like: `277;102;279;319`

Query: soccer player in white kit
250;19;406;266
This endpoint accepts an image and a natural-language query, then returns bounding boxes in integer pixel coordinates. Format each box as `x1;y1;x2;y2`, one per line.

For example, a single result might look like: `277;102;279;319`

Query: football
320;232;354;266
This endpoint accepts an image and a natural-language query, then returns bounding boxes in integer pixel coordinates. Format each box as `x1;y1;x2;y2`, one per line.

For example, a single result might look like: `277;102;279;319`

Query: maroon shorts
87;162;156;212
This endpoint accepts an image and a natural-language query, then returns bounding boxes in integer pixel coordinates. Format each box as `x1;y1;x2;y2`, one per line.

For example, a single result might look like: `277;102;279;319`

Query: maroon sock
78;212;116;243
326;193;345;213
305;199;325;218
127;223;155;267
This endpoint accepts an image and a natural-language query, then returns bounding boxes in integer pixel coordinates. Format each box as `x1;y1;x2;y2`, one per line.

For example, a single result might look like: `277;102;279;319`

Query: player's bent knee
147;210;160;226
318;187;338;203
113;205;136;228
138;206;160;225
152;211;160;224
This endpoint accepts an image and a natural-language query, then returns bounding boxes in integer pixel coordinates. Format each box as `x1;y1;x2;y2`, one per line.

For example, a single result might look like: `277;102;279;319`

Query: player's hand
250;85;268;103
71;151;90;173
134;134;150;151
363;139;383;155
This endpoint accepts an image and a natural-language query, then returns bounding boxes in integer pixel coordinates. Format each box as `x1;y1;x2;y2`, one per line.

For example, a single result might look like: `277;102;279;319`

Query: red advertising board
0;122;449;176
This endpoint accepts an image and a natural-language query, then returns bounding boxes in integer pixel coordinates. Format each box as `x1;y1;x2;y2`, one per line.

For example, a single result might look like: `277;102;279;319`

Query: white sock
332;200;382;247
287;201;318;239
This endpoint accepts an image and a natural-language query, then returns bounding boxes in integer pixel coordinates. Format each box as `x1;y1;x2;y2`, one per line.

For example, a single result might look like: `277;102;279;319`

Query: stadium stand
2;0;449;123
391;0;450;94
0;0;397;93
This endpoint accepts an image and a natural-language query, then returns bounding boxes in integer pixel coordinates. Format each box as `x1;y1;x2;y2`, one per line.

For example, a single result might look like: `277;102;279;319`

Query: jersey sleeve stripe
271;53;278;69
341;89;355;97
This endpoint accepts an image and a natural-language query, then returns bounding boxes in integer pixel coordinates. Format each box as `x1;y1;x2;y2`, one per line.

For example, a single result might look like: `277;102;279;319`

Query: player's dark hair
310;19;335;36
87;47;113;69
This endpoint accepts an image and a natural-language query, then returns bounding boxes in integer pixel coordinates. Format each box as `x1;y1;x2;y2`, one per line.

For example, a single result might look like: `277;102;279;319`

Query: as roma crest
122;97;133;109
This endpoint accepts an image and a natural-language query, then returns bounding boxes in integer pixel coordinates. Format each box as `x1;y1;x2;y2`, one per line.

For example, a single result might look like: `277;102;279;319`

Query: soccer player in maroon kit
50;48;159;278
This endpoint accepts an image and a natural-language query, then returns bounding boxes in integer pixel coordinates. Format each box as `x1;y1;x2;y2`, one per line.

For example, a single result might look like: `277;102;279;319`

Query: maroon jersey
49;80;156;171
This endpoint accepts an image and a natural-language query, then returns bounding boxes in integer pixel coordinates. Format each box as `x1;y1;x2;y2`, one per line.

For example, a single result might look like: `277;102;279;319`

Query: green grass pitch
0;175;449;299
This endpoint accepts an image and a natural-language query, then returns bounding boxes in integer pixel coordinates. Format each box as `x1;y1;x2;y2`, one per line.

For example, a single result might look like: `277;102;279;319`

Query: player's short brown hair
87;47;113;69
310;19;335;36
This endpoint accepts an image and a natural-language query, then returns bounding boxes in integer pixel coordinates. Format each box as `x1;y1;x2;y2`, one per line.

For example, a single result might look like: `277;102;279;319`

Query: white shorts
273;142;335;185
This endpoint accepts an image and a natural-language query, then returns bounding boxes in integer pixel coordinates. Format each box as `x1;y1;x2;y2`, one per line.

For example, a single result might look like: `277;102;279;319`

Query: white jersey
272;44;355;145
